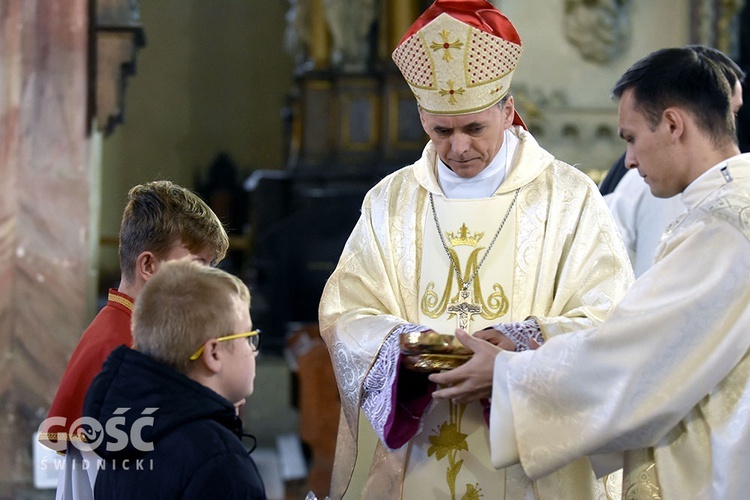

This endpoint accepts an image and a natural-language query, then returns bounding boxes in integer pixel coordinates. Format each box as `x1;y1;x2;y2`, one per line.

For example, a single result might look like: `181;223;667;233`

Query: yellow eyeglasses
189;330;260;361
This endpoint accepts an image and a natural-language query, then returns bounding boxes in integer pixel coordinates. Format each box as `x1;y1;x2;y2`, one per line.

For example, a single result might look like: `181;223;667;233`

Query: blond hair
132;260;250;373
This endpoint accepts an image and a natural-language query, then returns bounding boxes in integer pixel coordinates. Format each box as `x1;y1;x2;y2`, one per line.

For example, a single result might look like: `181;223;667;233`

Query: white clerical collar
437;129;518;199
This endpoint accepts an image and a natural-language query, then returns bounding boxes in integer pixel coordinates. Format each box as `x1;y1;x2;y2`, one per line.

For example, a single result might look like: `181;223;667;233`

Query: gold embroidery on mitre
430;29;464;61
448;223;484;247
393;13;522;114
392;32;438;91
439;80;466;105
464;28;522;89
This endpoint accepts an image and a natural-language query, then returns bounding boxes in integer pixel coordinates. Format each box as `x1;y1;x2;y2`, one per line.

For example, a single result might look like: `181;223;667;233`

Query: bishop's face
419;98;515;179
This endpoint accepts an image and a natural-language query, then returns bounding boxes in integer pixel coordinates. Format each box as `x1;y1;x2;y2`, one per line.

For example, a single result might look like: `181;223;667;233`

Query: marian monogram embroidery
420;204;515;497
420;222;510;329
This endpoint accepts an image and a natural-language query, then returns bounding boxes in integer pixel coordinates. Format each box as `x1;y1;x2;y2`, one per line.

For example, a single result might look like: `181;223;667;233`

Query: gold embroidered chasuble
402;195;517;499
319;126;633;499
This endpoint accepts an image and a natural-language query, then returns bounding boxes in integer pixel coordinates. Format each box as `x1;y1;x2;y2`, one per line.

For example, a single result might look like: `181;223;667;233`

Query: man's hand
428;329;503;403
474;327;516;351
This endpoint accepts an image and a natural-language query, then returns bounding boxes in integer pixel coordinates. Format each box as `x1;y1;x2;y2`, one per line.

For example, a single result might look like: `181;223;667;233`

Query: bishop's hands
429;329;504;403
400;323;542;375
474;326;516;351
478;320;545;351
428;328;541;402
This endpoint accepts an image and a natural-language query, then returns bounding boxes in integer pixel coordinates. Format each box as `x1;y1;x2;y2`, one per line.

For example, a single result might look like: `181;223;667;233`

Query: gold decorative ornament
429;190;519;331
400;330;472;373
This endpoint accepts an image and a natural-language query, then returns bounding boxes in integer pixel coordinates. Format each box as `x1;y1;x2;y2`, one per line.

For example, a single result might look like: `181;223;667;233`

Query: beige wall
503;0;690;108
496;0;691;177
99;0;294;279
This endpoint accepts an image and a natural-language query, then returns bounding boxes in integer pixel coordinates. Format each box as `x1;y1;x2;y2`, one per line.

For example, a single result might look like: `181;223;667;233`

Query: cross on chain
447;287;482;331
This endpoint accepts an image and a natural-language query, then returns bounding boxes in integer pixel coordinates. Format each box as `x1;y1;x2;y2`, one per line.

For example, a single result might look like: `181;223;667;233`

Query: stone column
0;0;95;494
309;0;331;69
387;0;419;51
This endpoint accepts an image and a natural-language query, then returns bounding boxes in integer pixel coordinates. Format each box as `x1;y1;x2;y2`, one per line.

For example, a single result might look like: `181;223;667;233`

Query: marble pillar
0;0;94;494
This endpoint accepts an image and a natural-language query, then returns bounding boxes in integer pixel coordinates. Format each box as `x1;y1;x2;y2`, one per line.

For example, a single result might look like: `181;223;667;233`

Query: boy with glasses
83;259;266;499
42;180;229;499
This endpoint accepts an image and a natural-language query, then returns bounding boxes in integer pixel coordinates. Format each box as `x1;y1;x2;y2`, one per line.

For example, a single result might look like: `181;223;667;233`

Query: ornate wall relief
563;0;633;64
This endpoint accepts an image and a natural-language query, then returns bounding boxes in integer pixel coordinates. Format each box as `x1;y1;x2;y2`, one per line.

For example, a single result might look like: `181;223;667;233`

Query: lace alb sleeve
490;318;544;351
361;323;431;448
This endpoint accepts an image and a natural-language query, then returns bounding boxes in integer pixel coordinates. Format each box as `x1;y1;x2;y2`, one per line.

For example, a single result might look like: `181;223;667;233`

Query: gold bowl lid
406;353;472;373
400;331;473;356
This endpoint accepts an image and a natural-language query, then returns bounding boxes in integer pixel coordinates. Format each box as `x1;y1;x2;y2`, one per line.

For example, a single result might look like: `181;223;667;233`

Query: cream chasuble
320;127;634;500
405;195;517;499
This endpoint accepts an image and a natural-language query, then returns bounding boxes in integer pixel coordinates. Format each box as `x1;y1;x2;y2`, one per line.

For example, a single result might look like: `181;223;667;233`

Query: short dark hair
612;46;737;147
688;44;746;88
118;181;229;283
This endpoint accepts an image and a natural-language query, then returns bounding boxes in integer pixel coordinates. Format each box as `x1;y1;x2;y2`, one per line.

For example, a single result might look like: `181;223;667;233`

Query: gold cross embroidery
490;85;505;95
429;30;464;61
439;80;465;105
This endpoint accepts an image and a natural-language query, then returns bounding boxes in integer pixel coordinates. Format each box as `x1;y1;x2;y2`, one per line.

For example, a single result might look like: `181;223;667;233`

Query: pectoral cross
447;287;482;331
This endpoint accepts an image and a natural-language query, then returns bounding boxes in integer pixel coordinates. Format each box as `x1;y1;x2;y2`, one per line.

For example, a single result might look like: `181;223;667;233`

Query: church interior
1;0;748;498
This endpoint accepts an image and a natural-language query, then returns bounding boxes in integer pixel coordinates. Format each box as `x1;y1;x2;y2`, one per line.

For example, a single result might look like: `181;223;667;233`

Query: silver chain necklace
429;189;520;293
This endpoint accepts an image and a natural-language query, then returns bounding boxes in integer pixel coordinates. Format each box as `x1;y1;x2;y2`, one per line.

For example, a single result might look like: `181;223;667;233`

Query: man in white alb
431;46;750;500
604;45;745;277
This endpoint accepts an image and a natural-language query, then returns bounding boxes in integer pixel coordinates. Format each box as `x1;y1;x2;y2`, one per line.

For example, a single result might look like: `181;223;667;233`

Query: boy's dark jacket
83;345;266;499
